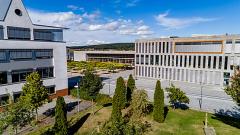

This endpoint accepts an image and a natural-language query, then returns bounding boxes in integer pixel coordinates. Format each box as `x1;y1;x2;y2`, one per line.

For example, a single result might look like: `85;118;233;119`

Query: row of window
0;67;54;85
0;85;55;106
0;49;53;62
136;55;238;71
175;41;222;46
135;66;231;86
0;25;63;42
136;42;173;54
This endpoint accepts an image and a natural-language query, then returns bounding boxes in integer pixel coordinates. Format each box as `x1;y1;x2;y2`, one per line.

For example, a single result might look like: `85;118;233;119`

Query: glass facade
37;67;54;79
35;50;53;59
0;25;3;40
0;72;7;85
12;69;33;83
7;26;31;40
34;29;63;42
10;50;33;60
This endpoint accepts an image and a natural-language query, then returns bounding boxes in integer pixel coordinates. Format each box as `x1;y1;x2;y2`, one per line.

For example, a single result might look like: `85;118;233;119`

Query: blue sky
23;0;240;45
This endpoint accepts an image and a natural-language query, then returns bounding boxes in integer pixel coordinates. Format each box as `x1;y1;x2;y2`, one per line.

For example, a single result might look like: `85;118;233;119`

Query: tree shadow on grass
212;106;240;129
68;113;91;135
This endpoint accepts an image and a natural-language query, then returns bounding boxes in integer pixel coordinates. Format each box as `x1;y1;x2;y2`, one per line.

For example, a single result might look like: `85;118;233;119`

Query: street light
74;82;80;112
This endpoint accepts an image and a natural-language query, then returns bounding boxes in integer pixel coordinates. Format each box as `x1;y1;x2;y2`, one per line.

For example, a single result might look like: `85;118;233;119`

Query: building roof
0;0;12;21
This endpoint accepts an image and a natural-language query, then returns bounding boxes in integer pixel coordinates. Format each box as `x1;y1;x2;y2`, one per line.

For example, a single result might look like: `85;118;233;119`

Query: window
224;56;228;70
189;56;192;67
0;25;3;40
141;55;144;64
35;50;53;59
160;55;163;66
208;56;211;68
7;26;30;40
12;69;33;83
155;55;159;65
0;95;9;106
10;50;33;60
159;42;161;53
213;56;217;69
136;55;139;64
203;56;206;68
163;42;165;53
46;86;55;94
219;56;222;69
0;72;7;85
176;55;179;67
198;56;201;68
0;51;7;61
15;9;22;16
145;55;149;65
37;67;54;79
34;29;63;42
164;55;167;66
184;56;187;67
193;56;196;68
168;55;171;66
13;92;22;102
150;55;154;65
166;42;169;53
180;55;183;67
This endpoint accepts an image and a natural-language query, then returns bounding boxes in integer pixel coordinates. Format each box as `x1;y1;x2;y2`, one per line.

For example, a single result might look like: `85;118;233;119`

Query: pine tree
54;97;68;135
153;80;165;123
21;72;48;121
126;74;135;103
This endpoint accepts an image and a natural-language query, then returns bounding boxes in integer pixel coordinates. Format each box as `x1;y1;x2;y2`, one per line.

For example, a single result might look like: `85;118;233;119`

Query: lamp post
74;82;80;112
199;71;203;110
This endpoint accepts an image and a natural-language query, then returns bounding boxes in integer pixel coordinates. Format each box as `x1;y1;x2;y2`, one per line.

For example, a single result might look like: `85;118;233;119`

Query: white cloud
28;9;153;45
155;11;217;29
67;5;84;12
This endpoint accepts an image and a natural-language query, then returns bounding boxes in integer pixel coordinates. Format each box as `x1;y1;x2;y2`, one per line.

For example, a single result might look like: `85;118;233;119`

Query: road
100;70;240;116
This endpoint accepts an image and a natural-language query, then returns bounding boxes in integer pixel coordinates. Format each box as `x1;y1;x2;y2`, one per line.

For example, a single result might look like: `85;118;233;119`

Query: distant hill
68;43;134;51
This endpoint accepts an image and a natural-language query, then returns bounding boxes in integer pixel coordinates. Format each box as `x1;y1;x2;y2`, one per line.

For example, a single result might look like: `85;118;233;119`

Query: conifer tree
54;97;68;135
126;74;135;103
153;80;165;123
113;77;127;109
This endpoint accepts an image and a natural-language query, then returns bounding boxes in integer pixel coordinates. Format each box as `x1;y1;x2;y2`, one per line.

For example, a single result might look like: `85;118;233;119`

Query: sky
23;0;240;46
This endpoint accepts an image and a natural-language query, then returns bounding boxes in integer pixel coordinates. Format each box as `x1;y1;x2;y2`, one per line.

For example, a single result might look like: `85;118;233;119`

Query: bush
166;84;190;109
96;94;112;106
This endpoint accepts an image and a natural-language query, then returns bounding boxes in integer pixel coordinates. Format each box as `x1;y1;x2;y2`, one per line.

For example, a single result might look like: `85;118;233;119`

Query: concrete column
211;56;214;69
7;71;12;84
3;26;8;39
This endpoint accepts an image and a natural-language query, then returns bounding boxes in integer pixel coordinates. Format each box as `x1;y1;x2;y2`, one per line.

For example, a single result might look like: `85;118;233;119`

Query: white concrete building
135;35;240;87
74;51;135;65
0;0;68;106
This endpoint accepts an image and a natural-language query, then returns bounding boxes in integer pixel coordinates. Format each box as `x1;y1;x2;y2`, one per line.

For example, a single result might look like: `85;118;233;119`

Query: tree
166;84;190;109
4;96;33;134
153;80;165;123
225;70;240;106
126;74;135;103
21;72;48;121
113;77;127;109
54;97;68;135
130;90;149;120
79;70;103;100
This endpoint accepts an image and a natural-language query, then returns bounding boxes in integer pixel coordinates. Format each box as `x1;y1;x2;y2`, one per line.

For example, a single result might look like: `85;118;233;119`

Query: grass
73;106;240;135
147;109;240;135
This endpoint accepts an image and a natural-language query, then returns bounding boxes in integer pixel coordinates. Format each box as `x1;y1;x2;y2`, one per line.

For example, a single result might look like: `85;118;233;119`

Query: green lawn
147;109;240;135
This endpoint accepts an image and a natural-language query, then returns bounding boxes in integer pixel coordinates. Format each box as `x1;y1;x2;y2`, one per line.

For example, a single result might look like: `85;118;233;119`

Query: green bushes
153;80;165;123
166;84;190;109
67;61;129;71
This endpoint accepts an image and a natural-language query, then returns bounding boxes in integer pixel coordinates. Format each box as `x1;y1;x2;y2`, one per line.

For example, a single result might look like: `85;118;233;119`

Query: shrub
96;94;112;106
79;70;103;100
153;80;165;123
166;84;190;109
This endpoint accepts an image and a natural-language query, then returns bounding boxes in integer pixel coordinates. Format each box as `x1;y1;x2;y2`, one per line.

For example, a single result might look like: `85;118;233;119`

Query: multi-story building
74;51;135;66
0;0;68;106
135;35;240;87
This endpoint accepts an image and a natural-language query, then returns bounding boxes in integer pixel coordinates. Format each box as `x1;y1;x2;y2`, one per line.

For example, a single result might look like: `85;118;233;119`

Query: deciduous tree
166;84;190;109
21;72;48;121
225;70;240;106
